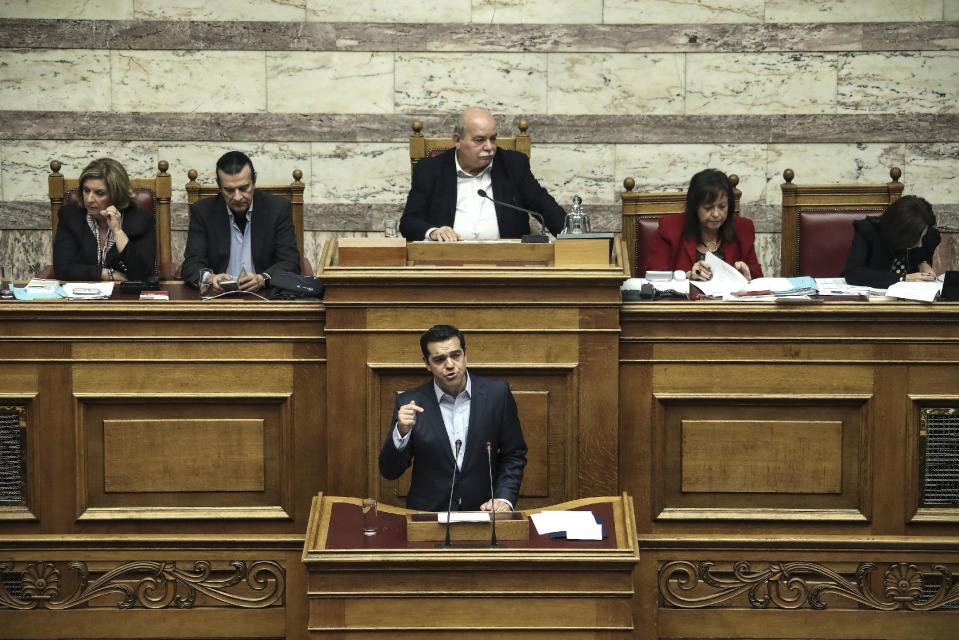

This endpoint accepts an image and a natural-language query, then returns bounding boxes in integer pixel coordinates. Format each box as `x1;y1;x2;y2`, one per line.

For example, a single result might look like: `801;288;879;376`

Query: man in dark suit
379;325;527;512
400;107;566;242
181;151;300;292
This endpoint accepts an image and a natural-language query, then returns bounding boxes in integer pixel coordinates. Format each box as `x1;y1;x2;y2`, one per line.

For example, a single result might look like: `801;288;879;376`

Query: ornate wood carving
0;560;284;610
659;560;959;611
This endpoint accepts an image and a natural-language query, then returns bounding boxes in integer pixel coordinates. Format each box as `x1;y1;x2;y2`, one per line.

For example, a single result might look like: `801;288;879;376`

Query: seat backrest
620;175;742;277
409;119;532;169
48;160;172;277
185;168;310;275
780;167;903;277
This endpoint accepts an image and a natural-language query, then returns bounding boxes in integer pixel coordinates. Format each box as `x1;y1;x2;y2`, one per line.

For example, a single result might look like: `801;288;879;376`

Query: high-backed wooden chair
620;175;742;277
47;159;172;278
185;168;312;276
409;119;532;168
780;167;903;277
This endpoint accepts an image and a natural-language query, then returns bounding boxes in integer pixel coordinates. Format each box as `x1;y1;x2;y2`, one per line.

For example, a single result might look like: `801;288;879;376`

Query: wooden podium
317;238;629;510
302;493;639;637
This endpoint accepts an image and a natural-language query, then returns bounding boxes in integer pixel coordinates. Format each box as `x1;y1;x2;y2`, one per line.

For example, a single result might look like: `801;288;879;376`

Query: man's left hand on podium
481;499;511;512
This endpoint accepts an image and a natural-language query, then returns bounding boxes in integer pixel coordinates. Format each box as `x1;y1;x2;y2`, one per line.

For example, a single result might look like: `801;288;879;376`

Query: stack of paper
885;280;942;302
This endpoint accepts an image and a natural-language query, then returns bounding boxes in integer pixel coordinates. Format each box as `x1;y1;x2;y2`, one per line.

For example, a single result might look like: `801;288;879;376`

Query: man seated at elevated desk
181;151;300;293
399;107;566;242
379;325;527;512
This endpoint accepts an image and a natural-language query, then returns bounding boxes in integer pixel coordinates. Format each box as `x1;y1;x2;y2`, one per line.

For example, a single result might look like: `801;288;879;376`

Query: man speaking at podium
399;107;566;242
379;325;527;512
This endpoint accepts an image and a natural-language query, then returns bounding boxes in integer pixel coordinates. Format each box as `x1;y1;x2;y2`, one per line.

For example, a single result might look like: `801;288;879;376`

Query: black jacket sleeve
400;159;440;241
378;394;414;480
492;382;528;506
52;205;101;281
108;207;156;280
260;197;300;277
180;201;214;287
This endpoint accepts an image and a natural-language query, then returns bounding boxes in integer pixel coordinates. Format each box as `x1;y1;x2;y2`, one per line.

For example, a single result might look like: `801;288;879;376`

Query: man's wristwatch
260;272;270;286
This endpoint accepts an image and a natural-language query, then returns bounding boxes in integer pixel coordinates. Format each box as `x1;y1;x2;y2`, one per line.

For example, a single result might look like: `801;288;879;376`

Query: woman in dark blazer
646;168;762;282
52;158;156;282
844;195;940;289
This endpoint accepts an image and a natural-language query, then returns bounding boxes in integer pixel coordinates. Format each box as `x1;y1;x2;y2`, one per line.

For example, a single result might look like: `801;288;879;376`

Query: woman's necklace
702;238;721;253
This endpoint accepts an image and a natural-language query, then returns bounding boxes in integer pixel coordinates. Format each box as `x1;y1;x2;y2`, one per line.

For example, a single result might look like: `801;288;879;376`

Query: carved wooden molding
0;560;284;610
659;560;959;611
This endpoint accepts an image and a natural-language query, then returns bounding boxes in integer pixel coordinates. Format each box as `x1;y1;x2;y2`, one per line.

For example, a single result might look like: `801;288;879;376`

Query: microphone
444;439;463;547
477;189;551;244
486;441;498;547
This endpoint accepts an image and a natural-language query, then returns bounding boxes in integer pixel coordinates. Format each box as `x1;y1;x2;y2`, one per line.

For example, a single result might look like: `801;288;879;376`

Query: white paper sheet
691;252;748;297
436;512;490;523
885;280;942;303
530;510;600;539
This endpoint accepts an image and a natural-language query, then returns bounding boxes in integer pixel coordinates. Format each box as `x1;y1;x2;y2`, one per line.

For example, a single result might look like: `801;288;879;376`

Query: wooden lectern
317;238;630;511
302;493;639;637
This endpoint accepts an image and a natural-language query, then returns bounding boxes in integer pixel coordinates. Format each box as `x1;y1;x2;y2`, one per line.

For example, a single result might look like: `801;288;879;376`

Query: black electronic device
118;275;160;294
269;272;324;299
941;271;959;301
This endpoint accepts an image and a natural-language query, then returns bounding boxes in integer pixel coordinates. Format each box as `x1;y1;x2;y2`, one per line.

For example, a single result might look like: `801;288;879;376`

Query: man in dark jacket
400;107;565;242
181;151;299;292
379;325;527;512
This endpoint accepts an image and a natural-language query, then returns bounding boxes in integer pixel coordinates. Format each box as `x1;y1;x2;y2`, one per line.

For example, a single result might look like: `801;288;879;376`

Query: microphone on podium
476;189;551;244
486;441;498;547
444;439;463;547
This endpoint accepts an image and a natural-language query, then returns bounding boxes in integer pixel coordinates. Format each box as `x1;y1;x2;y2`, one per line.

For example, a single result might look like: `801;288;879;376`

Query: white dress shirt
426;154;499;241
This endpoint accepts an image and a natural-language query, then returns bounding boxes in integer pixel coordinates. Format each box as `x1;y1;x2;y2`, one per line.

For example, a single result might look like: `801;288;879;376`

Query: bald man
399;107;566;242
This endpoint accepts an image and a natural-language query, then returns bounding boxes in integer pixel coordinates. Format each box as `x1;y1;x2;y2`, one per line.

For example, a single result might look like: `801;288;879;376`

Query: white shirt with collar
426;154;499;241
393;374;471;471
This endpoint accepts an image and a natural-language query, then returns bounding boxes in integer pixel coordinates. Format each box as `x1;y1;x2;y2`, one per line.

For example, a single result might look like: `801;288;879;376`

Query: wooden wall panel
654;397;869;522
103;419;266;493
680;420;843;494
77;397;292;521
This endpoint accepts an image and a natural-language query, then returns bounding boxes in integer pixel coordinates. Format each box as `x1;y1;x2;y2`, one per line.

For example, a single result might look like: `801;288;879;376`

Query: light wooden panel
77;397;292;520
512;389;548;496
655;397;869;521
681;420;842;494
103;419;265;493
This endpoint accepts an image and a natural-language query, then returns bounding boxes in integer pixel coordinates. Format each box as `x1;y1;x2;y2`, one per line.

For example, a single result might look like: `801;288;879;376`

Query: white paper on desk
692;252;748;297
885;280;942;302
530;510;597;535
62;282;114;299
437;512;490;523
566;519;603;541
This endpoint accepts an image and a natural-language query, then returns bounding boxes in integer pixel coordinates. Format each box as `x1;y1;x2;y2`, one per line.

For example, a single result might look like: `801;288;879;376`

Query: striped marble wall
0;0;957;278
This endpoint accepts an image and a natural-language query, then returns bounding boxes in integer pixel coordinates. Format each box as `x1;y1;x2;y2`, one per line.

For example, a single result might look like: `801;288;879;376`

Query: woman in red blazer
646;169;763;282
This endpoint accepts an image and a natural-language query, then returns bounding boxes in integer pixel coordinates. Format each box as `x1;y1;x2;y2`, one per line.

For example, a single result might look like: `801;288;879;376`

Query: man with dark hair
181;150;300;292
379;324;527;512
399;106;566;242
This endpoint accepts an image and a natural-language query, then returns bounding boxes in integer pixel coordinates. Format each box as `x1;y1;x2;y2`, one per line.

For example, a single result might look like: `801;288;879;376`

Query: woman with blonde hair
52;157;156;281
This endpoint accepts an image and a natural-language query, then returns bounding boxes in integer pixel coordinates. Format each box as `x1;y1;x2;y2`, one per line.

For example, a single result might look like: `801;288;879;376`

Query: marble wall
1;1;957;278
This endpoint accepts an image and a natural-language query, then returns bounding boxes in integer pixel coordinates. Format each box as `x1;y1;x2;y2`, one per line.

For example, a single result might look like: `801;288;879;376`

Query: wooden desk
0;284;325;639
302;493;639;637
620;300;959;639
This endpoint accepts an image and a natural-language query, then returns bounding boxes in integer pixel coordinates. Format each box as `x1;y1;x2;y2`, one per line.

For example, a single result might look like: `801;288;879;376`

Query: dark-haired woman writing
646;168;762;282
844;195;939;289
